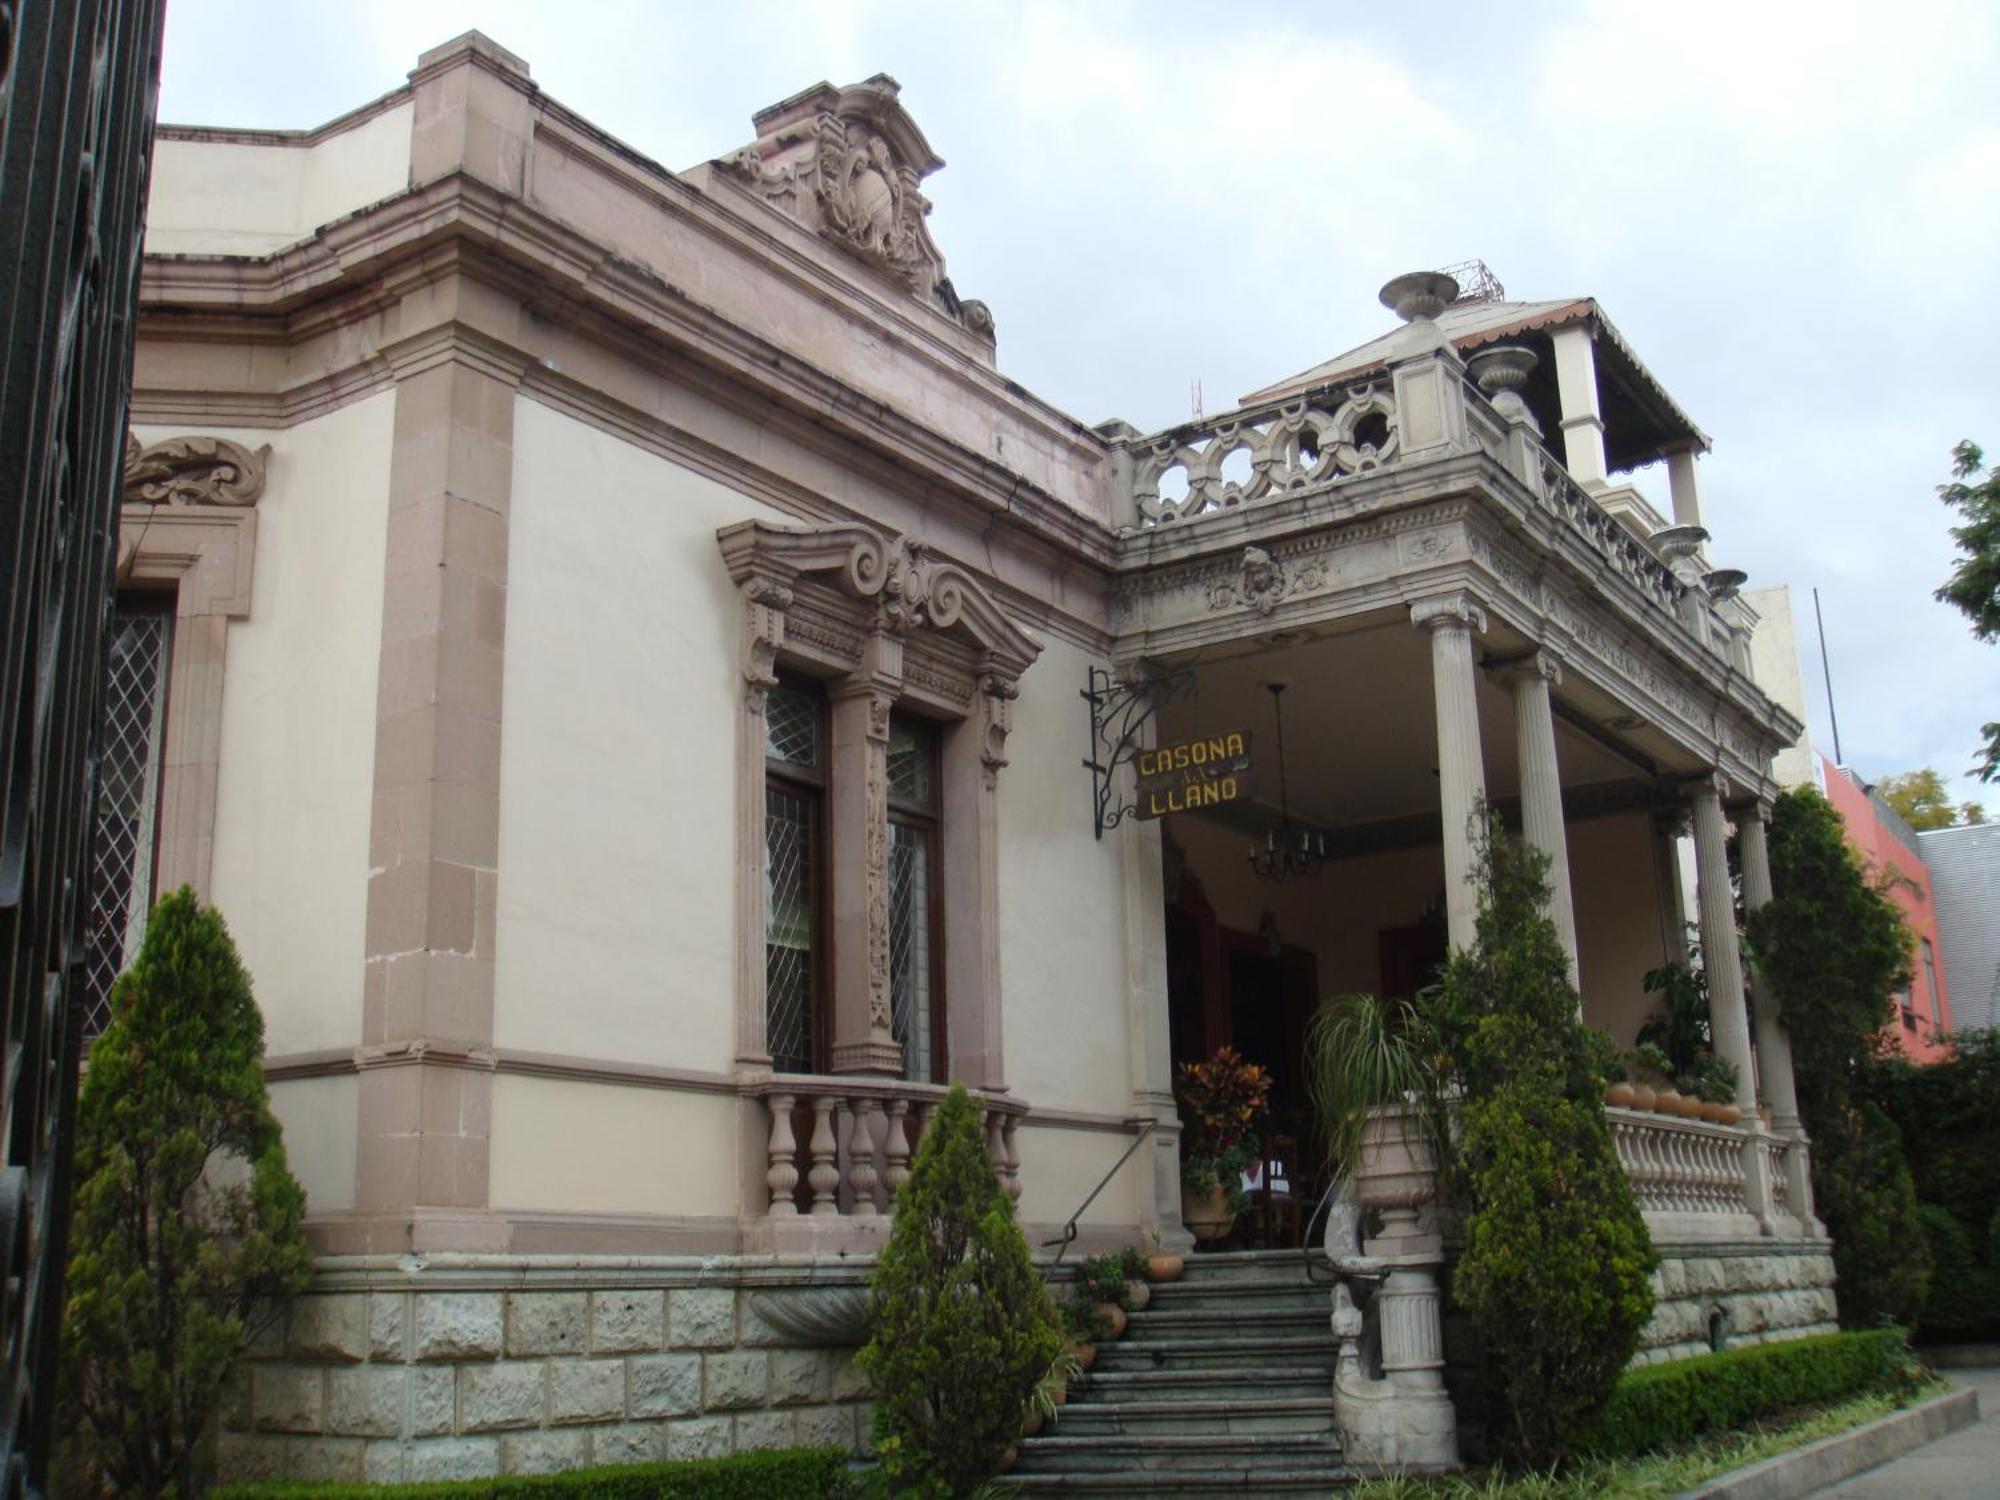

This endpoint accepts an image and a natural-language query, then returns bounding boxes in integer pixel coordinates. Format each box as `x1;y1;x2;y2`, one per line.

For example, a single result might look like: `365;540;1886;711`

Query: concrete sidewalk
1814;1368;2000;1497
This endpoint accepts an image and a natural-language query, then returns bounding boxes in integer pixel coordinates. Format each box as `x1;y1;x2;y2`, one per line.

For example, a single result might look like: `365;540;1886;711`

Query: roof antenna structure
1813;585;1845;766
1437;258;1505;303
1190;379;1204;422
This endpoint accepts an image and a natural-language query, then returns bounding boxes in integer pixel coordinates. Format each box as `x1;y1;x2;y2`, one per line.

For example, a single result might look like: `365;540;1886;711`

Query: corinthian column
1502;651;1579;985
1412;593;1489;951
1686;775;1757;1113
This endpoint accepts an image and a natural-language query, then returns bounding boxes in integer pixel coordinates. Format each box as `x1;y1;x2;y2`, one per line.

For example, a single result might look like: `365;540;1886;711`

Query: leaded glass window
887;715;942;1082
84;601;173;1038
765;679;825;1072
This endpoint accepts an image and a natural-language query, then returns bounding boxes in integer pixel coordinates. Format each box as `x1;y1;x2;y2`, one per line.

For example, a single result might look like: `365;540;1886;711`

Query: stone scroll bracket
117;432;273;900
719;519;1041;1088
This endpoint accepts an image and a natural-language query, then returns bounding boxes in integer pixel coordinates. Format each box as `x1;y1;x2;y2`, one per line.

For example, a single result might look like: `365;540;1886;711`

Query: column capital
1410;591;1488;636
1496;648;1563;688
1681;769;1730;804
1726;794;1776;824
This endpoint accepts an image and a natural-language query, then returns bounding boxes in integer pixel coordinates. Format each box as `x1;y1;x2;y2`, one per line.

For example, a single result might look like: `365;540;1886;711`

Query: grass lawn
1352;1379;1951;1499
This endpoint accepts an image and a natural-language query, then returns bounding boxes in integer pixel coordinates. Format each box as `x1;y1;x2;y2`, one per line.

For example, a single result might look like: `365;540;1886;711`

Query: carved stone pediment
721;74;988;336
124;433;270;507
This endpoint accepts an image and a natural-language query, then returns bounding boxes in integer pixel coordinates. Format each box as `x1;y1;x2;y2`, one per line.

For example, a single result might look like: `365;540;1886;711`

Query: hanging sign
1133;730;1251;819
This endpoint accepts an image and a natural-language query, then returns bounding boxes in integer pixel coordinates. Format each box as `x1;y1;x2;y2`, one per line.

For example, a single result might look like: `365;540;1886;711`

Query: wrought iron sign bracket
1082;662;1198;839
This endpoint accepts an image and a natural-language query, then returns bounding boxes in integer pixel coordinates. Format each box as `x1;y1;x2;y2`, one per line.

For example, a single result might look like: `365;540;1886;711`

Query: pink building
1820;756;1954;1062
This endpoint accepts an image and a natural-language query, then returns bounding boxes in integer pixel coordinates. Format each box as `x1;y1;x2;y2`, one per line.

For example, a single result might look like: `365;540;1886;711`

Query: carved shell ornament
123;433;271;507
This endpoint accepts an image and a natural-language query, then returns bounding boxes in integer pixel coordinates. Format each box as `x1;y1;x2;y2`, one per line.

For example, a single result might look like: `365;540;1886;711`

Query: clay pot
1652;1087;1682;1116
1048;1381;1069;1408
1714;1103;1743;1126
1096;1303;1128;1341
1124;1278;1152;1311
1606;1081;1637;1109
1146;1252;1185;1284
998;1445;1018;1473
1698;1099;1730;1124
1675;1093;1706;1120
1630;1083;1657;1112
1180;1181;1236;1242
1068;1341;1097;1372
1758;1106;1774;1129
1022;1407;1046;1437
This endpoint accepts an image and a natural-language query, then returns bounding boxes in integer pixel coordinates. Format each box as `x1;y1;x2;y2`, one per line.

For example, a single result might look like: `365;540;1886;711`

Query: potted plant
1143;1227;1184;1284
1636;957;1741;1122
1303;993;1440;1172
1175;1047;1270;1241
1115;1246;1152;1310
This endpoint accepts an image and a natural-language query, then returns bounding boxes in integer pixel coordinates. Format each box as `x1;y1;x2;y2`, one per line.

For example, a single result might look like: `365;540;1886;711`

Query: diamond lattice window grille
886;716;934;808
889;822;933;1082
765;784;815;1073
766;682;821;769
84;607;172;1039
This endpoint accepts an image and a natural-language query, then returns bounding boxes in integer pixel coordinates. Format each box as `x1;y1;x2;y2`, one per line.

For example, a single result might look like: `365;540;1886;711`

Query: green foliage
211;1447;852;1498
1747;789;1928;1327
1426;818;1656;1469
1633;955;1738;1103
1576;1329;1921;1459
1863;1030;2000;1338
60;888;313;1498
1875;768;1988;830
1072;1253;1134;1309
1304;992;1437;1172
1175;1046;1269;1214
855;1083;1062;1499
1935;440;2000;781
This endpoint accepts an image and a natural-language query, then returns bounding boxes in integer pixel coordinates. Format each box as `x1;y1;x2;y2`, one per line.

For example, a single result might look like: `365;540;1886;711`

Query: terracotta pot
1630;1083;1657;1112
1048;1381;1068;1408
1652;1087;1682;1116
1096;1302;1128;1340
1068;1341;1097;1372
1146;1252;1185;1284
1675;1093;1706;1120
1180;1180;1236;1242
1022;1406;1046;1437
1124;1278;1152;1311
1715;1103;1743;1126
1758;1105;1774;1129
1698;1099;1730;1124
998;1445;1018;1473
1606;1081;1637;1109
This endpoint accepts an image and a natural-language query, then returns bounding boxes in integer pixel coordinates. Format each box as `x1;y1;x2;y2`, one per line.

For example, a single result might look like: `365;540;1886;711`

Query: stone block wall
1633;1241;1839;1365
218;1269;875;1486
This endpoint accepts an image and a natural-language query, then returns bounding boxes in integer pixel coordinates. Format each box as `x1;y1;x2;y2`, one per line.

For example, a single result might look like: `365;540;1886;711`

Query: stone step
1050;1395;1336;1438
1079;1365;1333;1400
1172;1249;1323;1286
1092;1333;1337;1371
1004;1467;1357;1496
1142;1275;1334;1313
1124;1306;1329;1341
1015;1431;1346;1475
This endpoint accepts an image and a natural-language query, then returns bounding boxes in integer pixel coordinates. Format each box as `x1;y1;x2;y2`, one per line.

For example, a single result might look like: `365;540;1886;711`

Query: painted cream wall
495;398;786;1072
146;393;393;1057
1014;1123;1147;1230
143;103;413;256
1743;585;1816;792
489;1075;737;1218
1570;811;1678;1044
269;1074;358;1214
998;635;1136;1117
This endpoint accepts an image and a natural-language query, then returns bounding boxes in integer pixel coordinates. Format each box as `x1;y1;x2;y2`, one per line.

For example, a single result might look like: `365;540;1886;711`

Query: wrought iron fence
0;0;166;1491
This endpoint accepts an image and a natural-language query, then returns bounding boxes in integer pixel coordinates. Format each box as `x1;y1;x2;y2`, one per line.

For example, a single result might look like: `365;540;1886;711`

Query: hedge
1579;1329;1917;1457
213;1446;853;1500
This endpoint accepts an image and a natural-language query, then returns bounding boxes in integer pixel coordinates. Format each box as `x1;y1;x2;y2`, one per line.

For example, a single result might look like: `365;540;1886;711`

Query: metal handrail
1041;1119;1157;1264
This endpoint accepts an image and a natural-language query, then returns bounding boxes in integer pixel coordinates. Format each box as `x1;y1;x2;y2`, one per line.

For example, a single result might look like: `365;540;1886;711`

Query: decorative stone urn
1353;1104;1440;1238
1466;344;1537;397
1180;1179;1236;1242
1379;271;1461;323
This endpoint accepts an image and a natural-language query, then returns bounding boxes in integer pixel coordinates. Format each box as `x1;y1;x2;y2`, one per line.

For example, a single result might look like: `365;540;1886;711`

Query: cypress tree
59;887;312;1497
857;1083;1062;1498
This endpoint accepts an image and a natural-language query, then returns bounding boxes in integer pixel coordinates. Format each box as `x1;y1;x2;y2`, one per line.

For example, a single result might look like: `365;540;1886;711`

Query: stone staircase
1011;1249;1355;1496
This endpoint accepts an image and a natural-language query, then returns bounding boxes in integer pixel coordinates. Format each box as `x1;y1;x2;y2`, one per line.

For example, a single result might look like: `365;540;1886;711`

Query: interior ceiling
1152;621;1640;832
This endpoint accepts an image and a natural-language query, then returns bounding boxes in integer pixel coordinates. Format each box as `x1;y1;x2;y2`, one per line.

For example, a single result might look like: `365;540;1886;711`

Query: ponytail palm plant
1304;992;1442;1173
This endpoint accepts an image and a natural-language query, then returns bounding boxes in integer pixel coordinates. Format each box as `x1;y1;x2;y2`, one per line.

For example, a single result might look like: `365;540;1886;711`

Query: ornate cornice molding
123;432;271;507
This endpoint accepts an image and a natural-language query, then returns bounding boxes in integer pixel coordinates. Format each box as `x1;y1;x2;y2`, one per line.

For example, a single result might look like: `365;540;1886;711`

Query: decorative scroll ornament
123;433;271;507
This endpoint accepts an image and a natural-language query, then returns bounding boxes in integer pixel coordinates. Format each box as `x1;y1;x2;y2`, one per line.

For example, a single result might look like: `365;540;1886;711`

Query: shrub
1427;818;1655;1469
59;888;313;1498
211;1446;852;1498
1913;1203;1999;1341
1809;1100;1931;1329
1578;1329;1921;1457
856;1083;1062;1498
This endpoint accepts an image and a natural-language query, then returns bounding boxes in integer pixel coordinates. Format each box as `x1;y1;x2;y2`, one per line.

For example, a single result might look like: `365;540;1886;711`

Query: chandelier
1247;681;1329;882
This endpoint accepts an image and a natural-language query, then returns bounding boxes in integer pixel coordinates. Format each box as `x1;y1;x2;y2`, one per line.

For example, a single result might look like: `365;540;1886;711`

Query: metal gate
0;1;165;1491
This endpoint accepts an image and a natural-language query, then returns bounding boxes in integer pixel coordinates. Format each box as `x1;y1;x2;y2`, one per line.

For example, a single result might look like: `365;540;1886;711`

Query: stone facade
1634;1243;1840;1366
217;1269;874;1486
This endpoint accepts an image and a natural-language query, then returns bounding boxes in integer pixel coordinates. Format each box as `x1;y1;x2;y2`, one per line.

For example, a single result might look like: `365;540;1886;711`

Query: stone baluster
1001;1115;1022;1204
881;1098;912;1204
985;1108;1007;1187
807;1095;841;1216
765;1093;799;1216
848;1095;882;1217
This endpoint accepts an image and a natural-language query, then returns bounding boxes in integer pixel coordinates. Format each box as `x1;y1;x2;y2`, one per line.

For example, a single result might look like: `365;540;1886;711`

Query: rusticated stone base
1633;1240;1840;1365
217;1256;876;1486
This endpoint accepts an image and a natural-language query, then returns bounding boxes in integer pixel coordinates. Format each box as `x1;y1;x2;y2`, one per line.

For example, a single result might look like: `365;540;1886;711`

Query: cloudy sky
157;0;2000;812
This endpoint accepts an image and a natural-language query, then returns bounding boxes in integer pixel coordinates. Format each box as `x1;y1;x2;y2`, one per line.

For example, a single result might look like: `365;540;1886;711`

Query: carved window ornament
718;519;1041;1083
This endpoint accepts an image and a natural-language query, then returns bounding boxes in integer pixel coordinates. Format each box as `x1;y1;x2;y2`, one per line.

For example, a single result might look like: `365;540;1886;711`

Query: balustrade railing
756;1075;1025;1218
1607;1107;1752;1219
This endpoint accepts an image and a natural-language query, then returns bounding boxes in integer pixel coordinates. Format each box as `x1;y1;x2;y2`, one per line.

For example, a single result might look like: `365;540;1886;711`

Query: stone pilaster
1550;324;1609;488
1502;651;1580;985
828;632;903;1075
733;579;791;1069
944;666;1016;1090
1411;593;1489;951
1686;775;1757;1114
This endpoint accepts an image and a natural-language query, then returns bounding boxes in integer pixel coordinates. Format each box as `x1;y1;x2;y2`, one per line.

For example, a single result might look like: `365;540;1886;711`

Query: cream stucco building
104;34;1837;1485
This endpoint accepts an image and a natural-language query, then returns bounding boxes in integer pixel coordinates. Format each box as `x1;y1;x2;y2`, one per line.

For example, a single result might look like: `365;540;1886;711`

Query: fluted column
1687;775;1757;1113
1413;593;1489;951
1503;651;1580;985
1738;805;1816;1228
